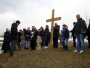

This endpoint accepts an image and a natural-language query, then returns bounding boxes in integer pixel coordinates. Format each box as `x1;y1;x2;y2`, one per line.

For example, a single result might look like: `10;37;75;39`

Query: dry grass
0;42;90;68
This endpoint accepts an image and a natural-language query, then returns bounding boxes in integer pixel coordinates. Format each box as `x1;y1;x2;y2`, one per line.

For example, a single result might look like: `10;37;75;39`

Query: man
53;23;60;48
86;23;90;49
10;20;20;57
74;14;87;53
30;26;38;50
70;22;76;47
39;27;45;47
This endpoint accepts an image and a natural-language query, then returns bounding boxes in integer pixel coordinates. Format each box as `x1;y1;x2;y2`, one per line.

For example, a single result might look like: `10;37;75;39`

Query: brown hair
46;25;49;29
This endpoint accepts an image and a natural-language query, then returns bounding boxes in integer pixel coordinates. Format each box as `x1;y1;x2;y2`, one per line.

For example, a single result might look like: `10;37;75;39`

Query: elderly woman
2;28;10;53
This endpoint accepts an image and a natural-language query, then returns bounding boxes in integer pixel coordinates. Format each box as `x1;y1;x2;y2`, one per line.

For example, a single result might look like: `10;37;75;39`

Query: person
25;27;31;49
36;36;42;50
18;30;22;50
86;23;90;49
40;27;45;47
10;20;20;57
60;24;66;50
44;25;50;49
2;28;10;53
59;30;63;45
63;25;69;51
21;28;25;49
74;14;87;53
53;23;60;48
70;22;76;47
38;29;41;36
30;26;38;50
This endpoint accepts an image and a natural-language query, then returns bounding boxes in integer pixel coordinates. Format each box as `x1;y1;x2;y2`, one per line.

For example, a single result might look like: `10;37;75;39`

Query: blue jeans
64;38;68;46
10;40;16;56
76;34;85;51
21;39;25;48
26;41;30;48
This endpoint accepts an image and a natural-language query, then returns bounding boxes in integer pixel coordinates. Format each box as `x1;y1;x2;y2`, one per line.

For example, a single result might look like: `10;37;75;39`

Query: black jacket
25;30;30;41
45;28;50;40
10;23;18;41
75;18;87;35
18;32;21;42
53;25;60;38
63;29;69;38
71;26;76;36
40;30;45;40
32;29;38;40
4;32;10;42
86;24;90;36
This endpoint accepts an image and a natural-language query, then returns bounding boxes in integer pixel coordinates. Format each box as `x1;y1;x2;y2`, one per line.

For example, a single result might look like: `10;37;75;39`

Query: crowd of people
1;14;90;57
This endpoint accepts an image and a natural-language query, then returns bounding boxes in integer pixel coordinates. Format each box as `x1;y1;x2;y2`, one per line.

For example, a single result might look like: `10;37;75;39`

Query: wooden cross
46;9;61;49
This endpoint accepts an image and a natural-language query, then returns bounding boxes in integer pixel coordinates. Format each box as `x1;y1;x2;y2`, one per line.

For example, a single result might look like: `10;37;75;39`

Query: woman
2;28;10;53
44;25;50;49
21;29;25;49
25;27;31;49
87;23;90;49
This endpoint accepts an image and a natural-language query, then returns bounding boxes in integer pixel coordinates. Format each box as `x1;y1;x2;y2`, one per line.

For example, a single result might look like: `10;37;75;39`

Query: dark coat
71;26;76;36
31;29;38;40
86;24;90;36
45;28;49;34
2;31;10;51
25;30;30;41
40;30;45;40
4;32;11;42
75;18;87;35
10;23;18;41
18;32;21;42
63;29;69;38
53;25;60;38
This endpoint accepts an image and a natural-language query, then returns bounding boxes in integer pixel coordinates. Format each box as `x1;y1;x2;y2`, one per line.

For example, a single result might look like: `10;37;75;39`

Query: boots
63;45;65;51
65;46;68;51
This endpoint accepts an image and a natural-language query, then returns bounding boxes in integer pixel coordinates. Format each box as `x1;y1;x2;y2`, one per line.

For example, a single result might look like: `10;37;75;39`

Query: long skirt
2;41;10;52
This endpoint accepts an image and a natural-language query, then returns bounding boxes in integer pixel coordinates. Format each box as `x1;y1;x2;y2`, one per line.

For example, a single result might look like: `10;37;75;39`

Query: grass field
0;42;90;68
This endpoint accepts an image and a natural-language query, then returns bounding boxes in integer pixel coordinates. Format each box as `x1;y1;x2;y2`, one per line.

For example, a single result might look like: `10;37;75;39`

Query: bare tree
85;13;89;27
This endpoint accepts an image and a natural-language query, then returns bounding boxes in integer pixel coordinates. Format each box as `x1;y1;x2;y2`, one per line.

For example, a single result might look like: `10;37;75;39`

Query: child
60;24;66;50
36;36;42;50
59;30;63;45
63;25;69;51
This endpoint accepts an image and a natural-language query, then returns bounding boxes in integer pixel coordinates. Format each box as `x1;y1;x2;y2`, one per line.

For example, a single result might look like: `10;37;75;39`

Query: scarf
30;29;36;39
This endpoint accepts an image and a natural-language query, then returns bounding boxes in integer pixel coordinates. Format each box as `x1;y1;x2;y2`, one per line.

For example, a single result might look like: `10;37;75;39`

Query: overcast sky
0;0;90;35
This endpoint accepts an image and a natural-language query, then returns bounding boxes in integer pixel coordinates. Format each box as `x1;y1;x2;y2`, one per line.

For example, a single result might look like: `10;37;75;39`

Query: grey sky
0;0;90;35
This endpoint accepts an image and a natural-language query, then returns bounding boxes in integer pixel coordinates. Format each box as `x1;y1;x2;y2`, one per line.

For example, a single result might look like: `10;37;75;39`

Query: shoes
10;55;17;57
74;50;78;52
80;50;84;53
